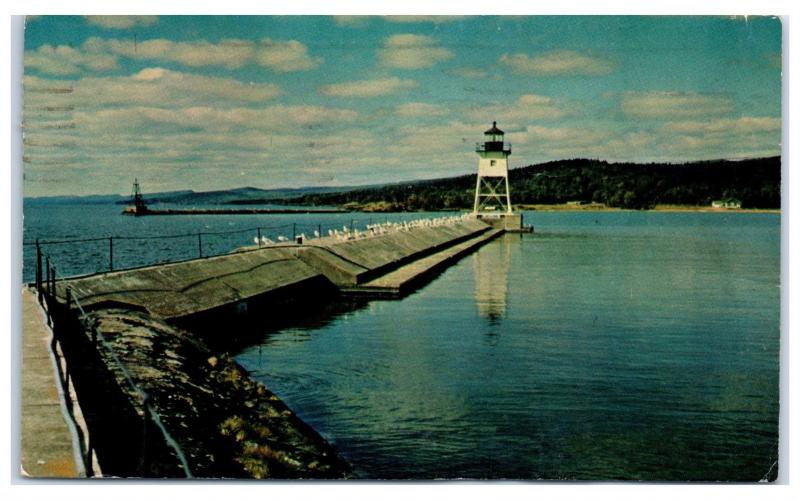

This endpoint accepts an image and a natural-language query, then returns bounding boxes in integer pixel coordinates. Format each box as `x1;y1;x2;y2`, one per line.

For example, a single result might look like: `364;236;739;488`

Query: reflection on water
473;234;513;322
233;212;779;481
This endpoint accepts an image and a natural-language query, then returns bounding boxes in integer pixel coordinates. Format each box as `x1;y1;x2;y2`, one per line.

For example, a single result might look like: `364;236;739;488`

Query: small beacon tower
473;122;531;232
474;121;512;214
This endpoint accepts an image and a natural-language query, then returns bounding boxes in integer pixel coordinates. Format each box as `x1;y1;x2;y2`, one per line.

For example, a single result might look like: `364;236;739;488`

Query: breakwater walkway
20;288;84;478
24;214;513;477
51;216;499;320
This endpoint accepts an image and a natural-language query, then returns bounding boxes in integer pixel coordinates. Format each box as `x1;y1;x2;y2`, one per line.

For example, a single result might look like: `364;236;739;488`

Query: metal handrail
69;290;194;478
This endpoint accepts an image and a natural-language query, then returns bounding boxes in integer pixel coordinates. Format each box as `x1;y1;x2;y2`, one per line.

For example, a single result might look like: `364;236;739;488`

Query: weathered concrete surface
20;288;80;478
477;213;533;233
345;228;503;296
299;219;492;286
58;248;325;320
76;308;350;478
59;219;495;319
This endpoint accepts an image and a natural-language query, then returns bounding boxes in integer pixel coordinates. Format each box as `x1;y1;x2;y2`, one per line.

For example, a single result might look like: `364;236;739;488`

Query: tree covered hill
267;157;780;211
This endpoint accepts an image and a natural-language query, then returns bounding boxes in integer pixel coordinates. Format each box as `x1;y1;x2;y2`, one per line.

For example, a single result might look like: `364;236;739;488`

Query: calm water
235;211;780;481
21;202;449;283
22;205;780;480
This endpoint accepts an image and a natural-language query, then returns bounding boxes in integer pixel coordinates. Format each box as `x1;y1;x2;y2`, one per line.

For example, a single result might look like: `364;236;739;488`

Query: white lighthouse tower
474;121;512;213
472;122;531;232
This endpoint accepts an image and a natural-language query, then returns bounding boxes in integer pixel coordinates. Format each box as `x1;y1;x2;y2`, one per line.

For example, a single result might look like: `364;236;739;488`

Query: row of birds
252;214;472;246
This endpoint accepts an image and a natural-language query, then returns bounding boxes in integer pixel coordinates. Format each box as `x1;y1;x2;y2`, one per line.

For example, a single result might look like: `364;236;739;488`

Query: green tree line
269;157;780;210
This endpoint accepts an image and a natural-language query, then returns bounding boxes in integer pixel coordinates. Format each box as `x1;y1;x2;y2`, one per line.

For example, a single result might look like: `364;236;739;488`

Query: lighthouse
472;122;532;232
474;121;512;214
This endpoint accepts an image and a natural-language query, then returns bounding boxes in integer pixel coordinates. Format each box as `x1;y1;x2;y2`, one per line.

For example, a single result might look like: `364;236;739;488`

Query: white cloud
254;38;323;72
511;124;612;147
105;37;254;69
396;102;450;118
25;69;282;110
384;16;469;24
73;105;358;133
26;36;322;74
333;15;467;27
25;41;119;75
450;67;488;79
466;94;567;123
662;116;780;135
500;50;614;76
85;16;158;29
320;77;417;97
332;16;371;27
378;34;453;70
107;37;322;71
621;92;734;119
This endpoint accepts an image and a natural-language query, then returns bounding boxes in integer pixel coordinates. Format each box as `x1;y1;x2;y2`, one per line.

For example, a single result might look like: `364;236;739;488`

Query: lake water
21;205;781;480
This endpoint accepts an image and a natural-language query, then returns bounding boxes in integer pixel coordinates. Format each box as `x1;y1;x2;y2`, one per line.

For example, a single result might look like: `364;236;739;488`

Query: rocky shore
80;308;350;479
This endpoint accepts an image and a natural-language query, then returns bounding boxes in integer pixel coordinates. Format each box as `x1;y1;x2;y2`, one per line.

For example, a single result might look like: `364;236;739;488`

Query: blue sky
22;15;782;196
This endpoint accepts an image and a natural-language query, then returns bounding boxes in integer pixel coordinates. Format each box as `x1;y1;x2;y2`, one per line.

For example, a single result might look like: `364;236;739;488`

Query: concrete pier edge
24;215;533;477
21;287;93;478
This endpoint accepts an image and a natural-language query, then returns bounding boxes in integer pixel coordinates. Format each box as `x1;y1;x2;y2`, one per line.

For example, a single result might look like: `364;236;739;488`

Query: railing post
140;394;152;477
292;223;296;241
197;233;203;258
109;237;114;271
318;224;322;239
257;227;262;248
86;435;94;478
35;239;42;296
51;266;56;301
350;219;354;233
45;257;51;296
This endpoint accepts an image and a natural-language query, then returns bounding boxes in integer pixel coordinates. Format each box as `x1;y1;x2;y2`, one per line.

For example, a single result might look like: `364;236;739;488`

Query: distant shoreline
515;203;780;214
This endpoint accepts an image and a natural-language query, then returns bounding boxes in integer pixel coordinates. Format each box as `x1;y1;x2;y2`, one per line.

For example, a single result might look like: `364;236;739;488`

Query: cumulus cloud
378;34;453;70
333;15;467;27
72;104;358;133
511;124;612;148
396;102;450;117
449;67;488;79
467;94;567;123
384;16;469;24
23;66;363;195
621;92;734;119
105;38;254;69
26;36;322;74
254;38;323;72
25;41;119;75
658;116;781;156
332;16;371;27
662;116;780;135
24;69;282;108
85;16;158;29
320;77;417;97
499;50;614;76
108;37;321;71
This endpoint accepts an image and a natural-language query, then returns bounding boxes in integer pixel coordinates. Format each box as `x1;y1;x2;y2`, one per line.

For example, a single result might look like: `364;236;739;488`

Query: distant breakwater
122;207;348;216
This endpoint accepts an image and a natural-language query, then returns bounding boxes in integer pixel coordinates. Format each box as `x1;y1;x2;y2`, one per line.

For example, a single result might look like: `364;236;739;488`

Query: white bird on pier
277;235;289;242
314;230;320;238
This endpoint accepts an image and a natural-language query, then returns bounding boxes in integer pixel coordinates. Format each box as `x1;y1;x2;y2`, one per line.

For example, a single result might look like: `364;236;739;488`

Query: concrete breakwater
41;216;508;477
122;207;347;216
58;307;350;478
